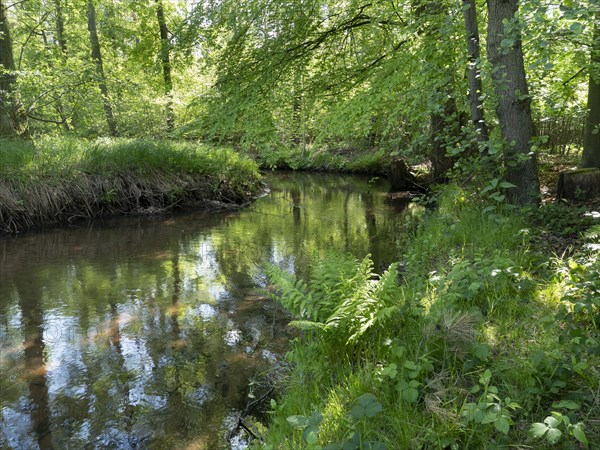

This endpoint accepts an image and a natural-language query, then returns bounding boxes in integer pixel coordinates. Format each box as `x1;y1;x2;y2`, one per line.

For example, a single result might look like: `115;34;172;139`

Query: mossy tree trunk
487;0;540;206
0;0;28;138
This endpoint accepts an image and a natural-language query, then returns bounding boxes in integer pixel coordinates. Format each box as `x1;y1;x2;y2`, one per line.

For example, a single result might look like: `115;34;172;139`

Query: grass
0;137;263;233
257;184;600;449
246;146;389;175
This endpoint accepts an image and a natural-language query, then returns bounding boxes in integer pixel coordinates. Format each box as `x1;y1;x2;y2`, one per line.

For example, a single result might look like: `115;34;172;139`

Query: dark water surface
0;173;414;449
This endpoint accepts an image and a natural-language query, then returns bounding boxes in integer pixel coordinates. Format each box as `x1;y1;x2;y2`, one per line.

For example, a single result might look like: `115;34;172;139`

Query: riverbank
0;138;263;234
260;184;600;449
246;146;390;175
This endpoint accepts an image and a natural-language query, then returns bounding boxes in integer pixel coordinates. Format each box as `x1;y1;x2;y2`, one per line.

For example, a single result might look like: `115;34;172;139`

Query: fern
266;254;404;351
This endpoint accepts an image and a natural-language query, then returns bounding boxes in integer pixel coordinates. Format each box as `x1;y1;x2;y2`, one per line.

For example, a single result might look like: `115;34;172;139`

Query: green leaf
287;415;309;429
357;393;378;408
498;181;517;189
402;387;419;403
551;400;580;411
309;411;324;426
495;417;510;434
323;444;343;450
365;401;383;417
529;422;548;439
572;424;588;447
403;360;418;371
545;427;562;445
544;416;561;428
303;425;319;444
350;405;365;419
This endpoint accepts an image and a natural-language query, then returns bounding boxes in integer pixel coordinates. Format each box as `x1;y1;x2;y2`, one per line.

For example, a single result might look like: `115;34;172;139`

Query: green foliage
461;369;520;437
529;411;589;448
266;254;404;350
261;181;600;449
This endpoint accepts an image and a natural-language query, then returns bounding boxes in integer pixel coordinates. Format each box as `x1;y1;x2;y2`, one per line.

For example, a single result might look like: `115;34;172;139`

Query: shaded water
0;173;415;449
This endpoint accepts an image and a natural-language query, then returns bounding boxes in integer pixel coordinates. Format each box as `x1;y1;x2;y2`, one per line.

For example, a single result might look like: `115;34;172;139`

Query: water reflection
0;173;413;449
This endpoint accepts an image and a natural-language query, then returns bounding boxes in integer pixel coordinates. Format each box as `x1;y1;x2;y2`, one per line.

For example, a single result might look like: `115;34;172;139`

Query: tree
86;0;117;136
486;0;540;206
157;0;174;133
462;0;488;143
0;0;28;137
580;9;600;168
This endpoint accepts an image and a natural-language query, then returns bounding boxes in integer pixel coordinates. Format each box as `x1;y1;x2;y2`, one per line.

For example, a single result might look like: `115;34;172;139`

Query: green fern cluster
265;254;403;351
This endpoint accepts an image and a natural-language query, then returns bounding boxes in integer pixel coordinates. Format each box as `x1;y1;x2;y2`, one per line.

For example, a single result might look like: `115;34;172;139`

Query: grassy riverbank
246;146;389;175
259;186;600;449
0;138;263;234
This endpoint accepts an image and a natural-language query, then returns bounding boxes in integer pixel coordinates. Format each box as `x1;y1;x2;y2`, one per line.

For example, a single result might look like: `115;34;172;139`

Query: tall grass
0;137;262;233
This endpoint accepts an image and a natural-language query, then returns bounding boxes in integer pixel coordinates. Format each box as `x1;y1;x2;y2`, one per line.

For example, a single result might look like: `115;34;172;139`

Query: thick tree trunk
487;0;540;206
87;0;117;136
157;0;174;133
462;0;488;143
580;11;600;169
0;0;28;137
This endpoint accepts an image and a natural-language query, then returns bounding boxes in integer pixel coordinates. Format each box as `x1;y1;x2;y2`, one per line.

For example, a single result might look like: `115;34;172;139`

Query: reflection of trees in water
14;277;54;449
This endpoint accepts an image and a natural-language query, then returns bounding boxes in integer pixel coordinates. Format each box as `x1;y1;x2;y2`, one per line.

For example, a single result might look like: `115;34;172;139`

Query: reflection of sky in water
0;173;407;449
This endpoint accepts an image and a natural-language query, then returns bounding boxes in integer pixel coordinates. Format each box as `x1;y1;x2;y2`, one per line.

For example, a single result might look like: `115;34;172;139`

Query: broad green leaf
529;422;548;439
545;427;562;445
303;425;319;444
544;416;560;428
309;411;324;426
365;401;383;417
572;424;588;447
287;415;309;429
350;405;365;419
402;387;419;403
495;417;510;434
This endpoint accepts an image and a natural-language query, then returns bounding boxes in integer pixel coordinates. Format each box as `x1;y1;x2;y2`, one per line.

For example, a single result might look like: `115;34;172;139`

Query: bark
388;158;419;191
462;0;488;142
157;0;174;133
0;0;28;137
87;0;117;136
580;11;600;169
486;0;540;206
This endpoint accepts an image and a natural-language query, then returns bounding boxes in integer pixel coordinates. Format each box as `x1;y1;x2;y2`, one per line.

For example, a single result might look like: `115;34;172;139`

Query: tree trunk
462;0;488;143
157;0;174;133
580;11;600;169
0;0;28;137
87;0;117;136
487;0;540;206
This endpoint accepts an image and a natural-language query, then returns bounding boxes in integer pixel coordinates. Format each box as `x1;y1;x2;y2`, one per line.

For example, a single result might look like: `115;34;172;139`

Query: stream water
0;173;416;449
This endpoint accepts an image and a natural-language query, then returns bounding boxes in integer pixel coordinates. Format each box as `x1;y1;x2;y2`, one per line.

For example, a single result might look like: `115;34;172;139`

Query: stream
0;173;416;449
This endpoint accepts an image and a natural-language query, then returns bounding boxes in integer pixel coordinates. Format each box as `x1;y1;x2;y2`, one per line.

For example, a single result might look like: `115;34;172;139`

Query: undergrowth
0;137;262;233
258;185;600;449
248;146;388;175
